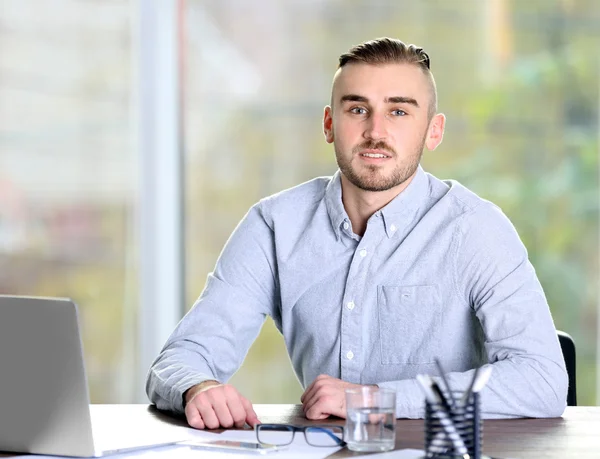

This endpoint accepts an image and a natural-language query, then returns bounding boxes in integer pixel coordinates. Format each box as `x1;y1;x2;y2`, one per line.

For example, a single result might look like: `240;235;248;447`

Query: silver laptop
0;295;186;457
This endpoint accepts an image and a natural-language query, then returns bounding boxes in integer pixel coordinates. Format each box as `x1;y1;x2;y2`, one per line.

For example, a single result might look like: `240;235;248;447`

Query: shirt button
347;301;355;310
343;222;350;230
390;224;397;232
360;249;367;257
346;351;354;360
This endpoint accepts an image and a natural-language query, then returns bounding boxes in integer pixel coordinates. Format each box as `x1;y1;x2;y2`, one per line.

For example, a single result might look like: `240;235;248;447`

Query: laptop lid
0;295;97;457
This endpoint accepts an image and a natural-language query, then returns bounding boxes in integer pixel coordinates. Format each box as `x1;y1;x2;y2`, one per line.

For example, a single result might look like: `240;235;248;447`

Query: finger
225;391;248;429
302;390;321;416
185;403;205;430
301;376;326;405
302;378;331;414
303;384;330;418
304;396;332;420
305;392;345;419
300;380;315;404
241;396;261;427
196;395;221;429
207;389;235;428
307;411;330;420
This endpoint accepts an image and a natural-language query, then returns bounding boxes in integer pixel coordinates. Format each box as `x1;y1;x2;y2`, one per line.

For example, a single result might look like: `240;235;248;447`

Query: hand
184;380;260;430
300;374;365;420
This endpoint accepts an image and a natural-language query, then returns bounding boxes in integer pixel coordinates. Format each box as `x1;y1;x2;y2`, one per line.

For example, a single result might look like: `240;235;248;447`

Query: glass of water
345;387;396;452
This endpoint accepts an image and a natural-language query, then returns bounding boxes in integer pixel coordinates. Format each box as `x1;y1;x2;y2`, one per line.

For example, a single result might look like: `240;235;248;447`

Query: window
1;0;597;406
0;1;137;402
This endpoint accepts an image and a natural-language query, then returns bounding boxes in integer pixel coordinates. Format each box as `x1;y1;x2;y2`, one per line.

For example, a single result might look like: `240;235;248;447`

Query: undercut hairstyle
336;37;437;120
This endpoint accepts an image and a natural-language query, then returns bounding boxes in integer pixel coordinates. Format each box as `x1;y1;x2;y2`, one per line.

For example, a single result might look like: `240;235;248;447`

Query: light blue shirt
146;166;568;418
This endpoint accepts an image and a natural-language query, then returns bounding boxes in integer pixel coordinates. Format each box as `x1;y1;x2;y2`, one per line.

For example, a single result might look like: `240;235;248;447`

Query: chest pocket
378;285;441;365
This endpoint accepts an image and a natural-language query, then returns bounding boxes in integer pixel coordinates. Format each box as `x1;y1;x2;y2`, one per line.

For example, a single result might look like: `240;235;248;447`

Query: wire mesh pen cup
424;391;481;459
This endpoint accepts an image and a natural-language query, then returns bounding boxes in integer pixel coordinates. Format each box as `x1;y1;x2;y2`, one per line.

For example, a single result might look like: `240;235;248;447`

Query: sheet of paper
360;451;514;459
353;449;425;458
4;444;214;459
5;431;222;458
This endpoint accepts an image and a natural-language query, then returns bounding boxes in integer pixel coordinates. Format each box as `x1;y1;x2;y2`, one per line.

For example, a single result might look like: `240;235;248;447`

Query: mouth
358;149;392;161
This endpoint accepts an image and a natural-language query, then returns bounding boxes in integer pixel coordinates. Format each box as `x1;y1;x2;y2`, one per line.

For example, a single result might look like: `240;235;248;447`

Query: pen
459;365;493;406
429;367;492;457
460;366;480;406
416;374;470;459
430;380;453;414
416;374;448;457
434;358;456;410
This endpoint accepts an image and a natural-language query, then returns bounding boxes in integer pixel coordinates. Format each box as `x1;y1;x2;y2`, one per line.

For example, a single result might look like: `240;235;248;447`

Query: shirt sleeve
380;202;568;419
145;203;278;413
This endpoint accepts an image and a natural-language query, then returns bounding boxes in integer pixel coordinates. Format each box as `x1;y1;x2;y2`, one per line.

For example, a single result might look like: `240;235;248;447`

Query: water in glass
346;406;395;452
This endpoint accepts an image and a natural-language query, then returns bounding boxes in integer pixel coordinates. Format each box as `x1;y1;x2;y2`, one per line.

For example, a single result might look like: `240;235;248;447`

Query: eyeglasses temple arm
309;427;347;446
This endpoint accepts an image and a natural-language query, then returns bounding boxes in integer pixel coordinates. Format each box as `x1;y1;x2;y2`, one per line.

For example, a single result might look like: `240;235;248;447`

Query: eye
350;107;368;115
391;109;407;116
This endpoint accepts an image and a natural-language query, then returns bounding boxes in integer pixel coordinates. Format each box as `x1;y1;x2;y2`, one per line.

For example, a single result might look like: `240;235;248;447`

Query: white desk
1;404;599;458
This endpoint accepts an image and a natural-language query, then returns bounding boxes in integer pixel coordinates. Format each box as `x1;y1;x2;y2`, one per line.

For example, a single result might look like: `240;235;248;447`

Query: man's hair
336;37;437;119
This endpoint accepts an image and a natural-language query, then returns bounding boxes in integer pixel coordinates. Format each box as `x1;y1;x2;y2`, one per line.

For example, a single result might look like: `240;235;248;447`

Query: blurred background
0;0;598;405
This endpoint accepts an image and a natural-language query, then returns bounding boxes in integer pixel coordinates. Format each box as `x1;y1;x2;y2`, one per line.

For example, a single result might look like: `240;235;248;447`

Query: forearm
146;289;267;413
146;205;278;412
449;358;566;418
146;346;221;413
378;355;567;420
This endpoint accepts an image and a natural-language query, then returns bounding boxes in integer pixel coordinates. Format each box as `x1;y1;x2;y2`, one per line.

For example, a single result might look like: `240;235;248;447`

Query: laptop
0;295;188;457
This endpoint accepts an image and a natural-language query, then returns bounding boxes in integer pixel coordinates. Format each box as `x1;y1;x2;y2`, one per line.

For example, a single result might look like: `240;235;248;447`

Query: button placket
340;225;382;382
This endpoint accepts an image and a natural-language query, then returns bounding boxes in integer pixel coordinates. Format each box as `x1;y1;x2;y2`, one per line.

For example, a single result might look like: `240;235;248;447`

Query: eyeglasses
255;424;346;447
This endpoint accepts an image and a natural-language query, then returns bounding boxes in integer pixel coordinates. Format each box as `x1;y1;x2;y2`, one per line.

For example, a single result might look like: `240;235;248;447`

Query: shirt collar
378;165;430;238
325;166;430;240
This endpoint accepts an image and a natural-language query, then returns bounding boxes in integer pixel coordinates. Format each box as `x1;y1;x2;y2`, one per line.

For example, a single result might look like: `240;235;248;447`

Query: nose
363;112;387;140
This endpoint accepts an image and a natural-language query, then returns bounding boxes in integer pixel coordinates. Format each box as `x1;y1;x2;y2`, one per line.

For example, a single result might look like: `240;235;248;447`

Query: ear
425;113;445;151
323;106;334;144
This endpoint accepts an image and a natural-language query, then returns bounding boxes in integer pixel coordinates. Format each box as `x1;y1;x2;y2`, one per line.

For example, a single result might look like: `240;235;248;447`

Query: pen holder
424;391;481;459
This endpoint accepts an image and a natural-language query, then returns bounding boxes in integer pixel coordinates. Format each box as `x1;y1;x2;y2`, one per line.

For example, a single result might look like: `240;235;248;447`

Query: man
146;38;568;429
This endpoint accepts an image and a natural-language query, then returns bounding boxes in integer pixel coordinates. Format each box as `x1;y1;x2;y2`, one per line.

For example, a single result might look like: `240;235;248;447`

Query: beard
335;136;426;192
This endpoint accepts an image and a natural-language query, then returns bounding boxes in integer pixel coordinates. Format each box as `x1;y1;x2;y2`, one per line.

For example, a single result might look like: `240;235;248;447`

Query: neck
340;172;416;237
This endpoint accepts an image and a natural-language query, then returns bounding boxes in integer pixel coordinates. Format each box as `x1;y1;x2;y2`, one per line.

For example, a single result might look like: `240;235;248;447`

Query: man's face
324;62;443;193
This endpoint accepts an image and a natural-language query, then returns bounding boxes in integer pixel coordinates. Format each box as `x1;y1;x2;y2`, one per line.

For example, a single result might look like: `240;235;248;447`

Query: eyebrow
340;94;420;108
